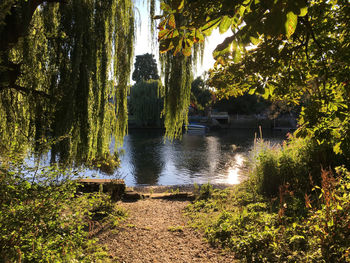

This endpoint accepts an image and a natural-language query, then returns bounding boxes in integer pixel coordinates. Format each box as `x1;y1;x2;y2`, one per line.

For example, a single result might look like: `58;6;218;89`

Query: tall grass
186;135;350;262
249;135;340;198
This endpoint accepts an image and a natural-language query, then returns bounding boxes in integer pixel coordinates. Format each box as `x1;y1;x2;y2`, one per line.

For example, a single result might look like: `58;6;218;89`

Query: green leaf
182;39;193;56
250;36;260;45
177;0;184;11
213;35;235;59
299;7;308;17
158;29;170;40
262;86;270;99
201;18;221;36
239;5;246;17
327;218;334;227
233;50;242;63
233;43;242;63
285;11;298;38
219;16;232;34
169;29;179;38
248;87;257;95
173;37;183;55
158;18;168;30
160;3;172;12
168;14;176;29
333;141;343;154
194;29;204;43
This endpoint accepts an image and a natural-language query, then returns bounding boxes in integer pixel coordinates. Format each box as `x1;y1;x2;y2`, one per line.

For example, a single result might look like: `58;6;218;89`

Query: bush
306;167;350;262
197;183;214;200
186;133;350;262
250;136;343;198
186;168;350;263
0;162;122;262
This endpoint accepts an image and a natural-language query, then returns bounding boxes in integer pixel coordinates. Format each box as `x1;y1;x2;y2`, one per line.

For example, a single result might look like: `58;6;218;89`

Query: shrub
0;162;121;262
197;183;214;200
250;136;342;198
186;167;350;263
306;167;350;262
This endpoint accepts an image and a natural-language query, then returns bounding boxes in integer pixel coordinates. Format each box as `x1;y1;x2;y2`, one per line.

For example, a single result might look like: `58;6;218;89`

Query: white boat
185;124;208;132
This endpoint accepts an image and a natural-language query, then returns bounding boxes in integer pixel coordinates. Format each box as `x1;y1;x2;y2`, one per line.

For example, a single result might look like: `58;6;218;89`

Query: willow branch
0;84;51;99
0;0;66;52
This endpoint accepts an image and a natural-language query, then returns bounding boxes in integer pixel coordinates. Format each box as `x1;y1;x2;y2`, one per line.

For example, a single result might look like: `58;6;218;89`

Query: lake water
86;128;287;186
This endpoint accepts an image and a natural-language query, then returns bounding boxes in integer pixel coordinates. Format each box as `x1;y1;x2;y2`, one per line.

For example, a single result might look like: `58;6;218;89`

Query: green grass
185;144;350;263
167;225;185;232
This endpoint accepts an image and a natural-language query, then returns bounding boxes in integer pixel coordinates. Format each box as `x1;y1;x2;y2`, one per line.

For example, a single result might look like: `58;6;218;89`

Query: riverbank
131;183;234;193
128;113;297;130
94;186;237;263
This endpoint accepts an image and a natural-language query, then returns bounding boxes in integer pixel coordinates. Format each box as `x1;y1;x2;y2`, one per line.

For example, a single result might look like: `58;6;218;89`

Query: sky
133;1;231;78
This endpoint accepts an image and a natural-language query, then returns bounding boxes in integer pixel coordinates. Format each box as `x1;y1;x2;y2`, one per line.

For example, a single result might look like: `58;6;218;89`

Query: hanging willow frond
160;52;192;140
0;0;136;166
159;0;206;139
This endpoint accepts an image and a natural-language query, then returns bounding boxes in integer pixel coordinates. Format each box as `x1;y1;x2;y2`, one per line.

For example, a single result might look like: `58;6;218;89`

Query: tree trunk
0;0;61;95
0;0;63;52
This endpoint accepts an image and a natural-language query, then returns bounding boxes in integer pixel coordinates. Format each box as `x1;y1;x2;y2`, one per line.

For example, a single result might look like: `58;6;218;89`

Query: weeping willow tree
157;0;206;139
0;0;135;166
159;53;192;138
0;0;206;169
130;79;163;127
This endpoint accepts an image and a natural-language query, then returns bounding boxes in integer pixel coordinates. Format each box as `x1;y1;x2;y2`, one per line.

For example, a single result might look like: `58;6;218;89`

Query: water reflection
226;154;244;184
117;130;164;185
113;128;286;186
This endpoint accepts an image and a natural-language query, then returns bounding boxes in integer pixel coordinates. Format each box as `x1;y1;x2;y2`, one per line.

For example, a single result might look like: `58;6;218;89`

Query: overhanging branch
0;0;66;53
0;84;51;99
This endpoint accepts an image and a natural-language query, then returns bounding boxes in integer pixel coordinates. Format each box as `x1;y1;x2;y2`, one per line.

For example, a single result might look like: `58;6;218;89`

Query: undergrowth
0;161;127;262
187;138;350;263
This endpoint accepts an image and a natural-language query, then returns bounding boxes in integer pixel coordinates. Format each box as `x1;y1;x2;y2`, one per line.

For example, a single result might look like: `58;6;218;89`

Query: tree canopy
132;53;159;83
0;0;135;166
158;0;350;164
130;53;162;127
190;77;212;111
1;0;349;167
130;80;163;127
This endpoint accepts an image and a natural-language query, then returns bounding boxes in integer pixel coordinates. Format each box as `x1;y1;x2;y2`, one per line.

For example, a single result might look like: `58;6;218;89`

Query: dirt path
97;197;236;263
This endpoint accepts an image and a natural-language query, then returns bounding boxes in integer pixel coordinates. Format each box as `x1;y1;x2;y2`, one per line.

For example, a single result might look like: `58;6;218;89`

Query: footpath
95;187;237;263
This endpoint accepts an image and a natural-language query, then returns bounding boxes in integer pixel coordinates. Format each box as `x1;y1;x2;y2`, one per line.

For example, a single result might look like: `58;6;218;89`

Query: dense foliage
0;159;127;262
129;80;163;127
1;3;135;261
186;127;349;262
129;53;163;127
165;1;350;260
158;0;350;161
0;0;135;166
1;0;349;261
250;137;346;197
187;161;350;262
159;52;193;138
132;53;159;83
190;77;212;112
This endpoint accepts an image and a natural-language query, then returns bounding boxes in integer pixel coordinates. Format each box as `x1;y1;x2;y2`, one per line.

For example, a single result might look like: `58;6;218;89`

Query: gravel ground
97;197;237;263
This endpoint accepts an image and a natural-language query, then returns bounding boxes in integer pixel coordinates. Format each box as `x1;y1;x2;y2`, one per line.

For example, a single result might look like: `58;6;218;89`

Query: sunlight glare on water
91;129;286;186
226;154;245;184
